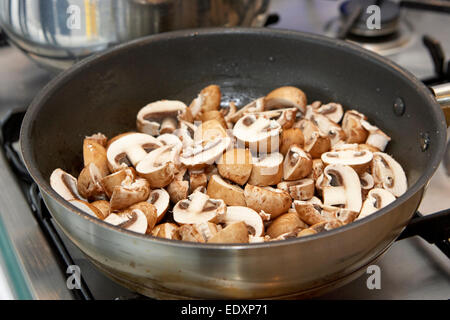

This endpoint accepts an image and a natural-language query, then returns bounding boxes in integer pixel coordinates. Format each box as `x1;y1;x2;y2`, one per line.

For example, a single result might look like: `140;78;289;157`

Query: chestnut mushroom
217;148;253;185
244;184;292;219
371;152;407;197
247;152;283;186
283;145;313;181
206;174;246;207
173;191;226;225
264;86;307;115
358;188;396;220
50;169;85;201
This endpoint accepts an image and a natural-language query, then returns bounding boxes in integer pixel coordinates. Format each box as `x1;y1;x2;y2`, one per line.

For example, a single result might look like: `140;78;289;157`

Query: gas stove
0;0;448;300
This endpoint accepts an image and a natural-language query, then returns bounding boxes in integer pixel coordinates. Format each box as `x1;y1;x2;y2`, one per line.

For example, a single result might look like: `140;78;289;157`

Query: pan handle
430;83;450;126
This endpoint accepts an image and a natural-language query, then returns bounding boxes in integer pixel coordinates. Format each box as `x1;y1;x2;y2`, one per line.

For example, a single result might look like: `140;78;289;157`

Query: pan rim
20;27;447;250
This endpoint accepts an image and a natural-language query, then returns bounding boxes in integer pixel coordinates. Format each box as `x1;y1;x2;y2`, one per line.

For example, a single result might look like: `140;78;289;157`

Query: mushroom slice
193;119;228;144
69;199;105;220
309;219;344;233
91;200;110;219
308;158;325;181
226;97;265;124
125;202;158;234
280;128;304;156
371;152;407;197
217;148;253;185
308;113;346;147
321;149;373;175
360;172;375;200
321;164;362;213
283;145;313;180
106;132;162;172
180;136;231;169
223;206;264;237
208;221;249;244
83;135;109;177
361;120;391;152
109;177;150;212
297;228;318;238
176;120;197;149
266;212;308;239
247;152;283;186
100;167;136;198
342;110;368;144
166;168;190;203
157;133;183;149
244;185;292;219
200;110;228;129
137;100;189;136
296;119;331;158
277;178;315;201
310;102;344;124
294;201;358;225
189;169;208;193
136;144;180;188
248;108;298;129
188;85;221;119
77;163;106;201
152;223;180;240
173;191;226;225
206;174;246;206
50;169;85;201
233;114;281;153
146;189;170;223
264;86;307;115
104;209;148;234
358;188;396;220
178;222;220;243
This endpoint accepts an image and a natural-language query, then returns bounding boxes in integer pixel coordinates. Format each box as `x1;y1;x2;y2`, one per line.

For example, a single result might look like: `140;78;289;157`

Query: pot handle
430;83;450;126
397;209;450;258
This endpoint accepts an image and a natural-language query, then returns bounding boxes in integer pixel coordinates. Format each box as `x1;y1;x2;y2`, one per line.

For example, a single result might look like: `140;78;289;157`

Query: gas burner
340;0;401;37
324;0;415;56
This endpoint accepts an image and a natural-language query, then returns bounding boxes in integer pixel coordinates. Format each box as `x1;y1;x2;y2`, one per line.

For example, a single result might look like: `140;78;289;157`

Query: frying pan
20;28;450;299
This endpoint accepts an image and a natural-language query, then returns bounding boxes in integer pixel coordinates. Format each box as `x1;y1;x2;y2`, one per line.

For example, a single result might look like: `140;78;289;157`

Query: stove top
0;0;449;300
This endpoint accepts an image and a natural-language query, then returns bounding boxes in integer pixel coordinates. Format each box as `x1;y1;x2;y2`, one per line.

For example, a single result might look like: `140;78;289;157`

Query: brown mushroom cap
69;199;104;220
217;148;253;185
152;223;180;240
146;189;170;223
296;119;331;158
283;145;313;181
361;120;391;152
208;221;249;244
77;163;106;201
310;102;344;124
342;110;368;144
277;178;315;201
50;168;85;201
206;174;246;207
358;188;396;220
280;127;304;155
109;177;150;212
266;212;308;238
264;86;307;115
247;152;283;186
83;138;109;177
193;119;228;144
189;85;221;119
244;184;292;219
223;206;265;237
226;97;265;124
294;201;358;225
371;152;407;197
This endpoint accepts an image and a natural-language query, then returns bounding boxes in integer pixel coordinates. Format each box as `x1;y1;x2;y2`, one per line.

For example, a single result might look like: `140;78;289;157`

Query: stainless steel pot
0;0;270;71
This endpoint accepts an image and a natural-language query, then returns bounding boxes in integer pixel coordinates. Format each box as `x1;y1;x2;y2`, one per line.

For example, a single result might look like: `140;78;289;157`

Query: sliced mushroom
308;113;346;147
297;228;318;238
189;169;208;193
308;219;343;233
361;120;391;152
208;221;249;244
294;201;358;225
264;86;307;115
310;102;343;124
178;222;220;243
266;212;308;238
280;128;304;156
136;144;180;188
193;119;228;144
233;114;281;153
109;177;150;212
308;158;325;181
283;145;312;180
152;223;181;240
157;133;183;149
146;189;170;223
247;152;283;186
200;110;228;129
100;167;136;198
91;200;110;219
342;110;368;144
173;191;226;225
222;206;264;237
103;209;148;234
69;199;104;220
277;178;315;201
106;132;162;172
226;97;265;124
50;169;85;201
137;100;190;136
321;149;373;175
166;168;190;203
188;85;221;119
358;188;396;220
206;174;246;206
217;148;253;185
180;136;231;169
77;163;106;201
244;184;292;219
248;108;298;129
371;152;407;197
124;202;158;234
83;136;109;177
176;120;197;149
360;172;375;200
296;119;331;158
321;164;362;212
